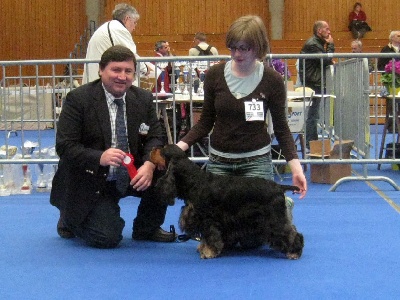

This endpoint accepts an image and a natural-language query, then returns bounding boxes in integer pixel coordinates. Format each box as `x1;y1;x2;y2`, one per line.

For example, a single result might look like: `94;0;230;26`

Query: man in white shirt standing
83;3;152;85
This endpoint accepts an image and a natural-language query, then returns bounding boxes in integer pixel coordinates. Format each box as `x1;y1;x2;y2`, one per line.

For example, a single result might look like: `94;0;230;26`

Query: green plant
381;60;400;88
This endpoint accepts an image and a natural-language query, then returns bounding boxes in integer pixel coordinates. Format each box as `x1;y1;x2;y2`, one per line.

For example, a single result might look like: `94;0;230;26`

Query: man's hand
130;161;155;191
100;148;126;167
325;34;334;44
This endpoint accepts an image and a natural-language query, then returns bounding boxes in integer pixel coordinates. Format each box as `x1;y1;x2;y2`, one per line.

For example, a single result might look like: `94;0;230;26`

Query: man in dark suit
50;45;176;248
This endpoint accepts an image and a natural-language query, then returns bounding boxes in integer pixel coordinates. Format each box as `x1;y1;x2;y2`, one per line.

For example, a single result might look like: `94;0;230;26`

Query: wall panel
103;0;269;55
1;0;87;61
1;0;87;78
104;1;269;34
2;0;399;78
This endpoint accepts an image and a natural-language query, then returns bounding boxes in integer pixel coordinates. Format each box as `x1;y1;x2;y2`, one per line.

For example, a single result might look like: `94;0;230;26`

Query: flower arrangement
381;60;400;89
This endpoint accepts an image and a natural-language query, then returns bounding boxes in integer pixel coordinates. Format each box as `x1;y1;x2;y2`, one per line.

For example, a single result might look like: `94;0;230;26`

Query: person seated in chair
348;2;371;39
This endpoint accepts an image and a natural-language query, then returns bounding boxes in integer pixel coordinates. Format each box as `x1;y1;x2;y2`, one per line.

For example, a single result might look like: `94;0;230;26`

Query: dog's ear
155;163;177;205
150;147;166;169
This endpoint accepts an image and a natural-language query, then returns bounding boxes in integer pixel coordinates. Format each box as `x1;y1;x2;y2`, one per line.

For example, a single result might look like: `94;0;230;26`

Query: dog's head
150;144;188;169
149;144;188;206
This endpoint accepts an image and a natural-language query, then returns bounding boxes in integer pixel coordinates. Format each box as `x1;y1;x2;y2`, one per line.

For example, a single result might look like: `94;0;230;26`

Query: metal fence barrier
1;53;400;195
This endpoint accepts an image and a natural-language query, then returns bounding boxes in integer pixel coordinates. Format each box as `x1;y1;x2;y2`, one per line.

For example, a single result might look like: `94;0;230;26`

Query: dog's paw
286;252;301;260
286;232;304;260
197;243;219;259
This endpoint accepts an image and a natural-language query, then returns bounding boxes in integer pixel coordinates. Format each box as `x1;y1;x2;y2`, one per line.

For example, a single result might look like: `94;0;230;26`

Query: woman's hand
288;159;307;199
176;141;189;151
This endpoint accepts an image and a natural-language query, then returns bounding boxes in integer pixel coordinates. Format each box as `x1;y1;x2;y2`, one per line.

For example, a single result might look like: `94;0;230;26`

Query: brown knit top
180;62;298;162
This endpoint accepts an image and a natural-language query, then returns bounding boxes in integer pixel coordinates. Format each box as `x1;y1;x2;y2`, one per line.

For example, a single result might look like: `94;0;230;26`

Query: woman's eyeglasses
229;46;251;53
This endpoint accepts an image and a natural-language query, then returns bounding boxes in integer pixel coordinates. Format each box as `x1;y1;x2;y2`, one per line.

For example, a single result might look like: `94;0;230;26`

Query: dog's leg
197;221;224;259
286;232;304;260
179;203;199;234
268;224;304;259
267;195;304;259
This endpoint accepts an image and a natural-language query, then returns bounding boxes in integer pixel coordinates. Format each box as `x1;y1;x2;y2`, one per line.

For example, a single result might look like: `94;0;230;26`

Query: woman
348;2;371;39
177;15;307;210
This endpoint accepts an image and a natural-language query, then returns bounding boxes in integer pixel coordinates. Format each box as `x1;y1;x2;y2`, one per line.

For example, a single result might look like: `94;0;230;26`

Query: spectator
177;15;307;220
351;40;374;73
299;20;335;149
377;31;400;71
82;3;153;85
188;32;218;56
51;45;176;248
348;2;371;39
153;40;173;93
351;39;362;53
188;32;218;94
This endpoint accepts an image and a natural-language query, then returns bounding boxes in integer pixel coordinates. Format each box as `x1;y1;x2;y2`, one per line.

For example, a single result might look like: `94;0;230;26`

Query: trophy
196;61;207;96
197;81;204;96
20;164;32;194
46;146;58;191
191;68;197;94
183;64;189;83
174;62;182;94
20;141;38;194
159;71;166;94
33;148;48;192
182;63;190;95
0;158;9;196
182;83;189;95
0;145;17;196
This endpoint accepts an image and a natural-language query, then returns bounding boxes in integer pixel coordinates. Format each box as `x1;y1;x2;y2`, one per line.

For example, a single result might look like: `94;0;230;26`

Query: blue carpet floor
0;170;399;299
1;128;399;299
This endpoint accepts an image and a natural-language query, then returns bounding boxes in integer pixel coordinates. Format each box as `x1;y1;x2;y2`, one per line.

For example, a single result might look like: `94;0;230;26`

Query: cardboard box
287;101;310;133
310;164;352;184
309;140;353;184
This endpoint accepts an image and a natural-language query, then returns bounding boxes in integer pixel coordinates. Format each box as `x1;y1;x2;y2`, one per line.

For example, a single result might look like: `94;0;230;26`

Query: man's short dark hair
194;32;207;42
313;21;326;35
155;40;167;51
99;45;137;70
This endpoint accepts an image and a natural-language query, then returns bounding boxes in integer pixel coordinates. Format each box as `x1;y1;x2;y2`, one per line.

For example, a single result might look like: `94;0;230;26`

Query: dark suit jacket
50;79;165;225
377;44;397;71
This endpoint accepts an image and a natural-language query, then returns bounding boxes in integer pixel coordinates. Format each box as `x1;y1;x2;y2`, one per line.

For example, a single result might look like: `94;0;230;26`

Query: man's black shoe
132;227;177;243
57;217;75;239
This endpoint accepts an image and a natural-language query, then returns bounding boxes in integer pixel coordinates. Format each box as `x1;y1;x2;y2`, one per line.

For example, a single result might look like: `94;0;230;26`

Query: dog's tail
280;184;300;193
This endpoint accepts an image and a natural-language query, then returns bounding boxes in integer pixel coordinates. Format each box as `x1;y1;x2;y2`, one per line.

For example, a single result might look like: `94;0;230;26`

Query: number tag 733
244;99;264;121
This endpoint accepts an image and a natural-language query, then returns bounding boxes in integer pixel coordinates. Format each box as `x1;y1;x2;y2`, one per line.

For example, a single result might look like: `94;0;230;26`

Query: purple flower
384;60;400;75
381;60;400;88
271;59;291;79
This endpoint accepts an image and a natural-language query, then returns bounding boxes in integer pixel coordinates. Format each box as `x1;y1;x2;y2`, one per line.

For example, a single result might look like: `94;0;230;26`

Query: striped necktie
114;98;129;194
